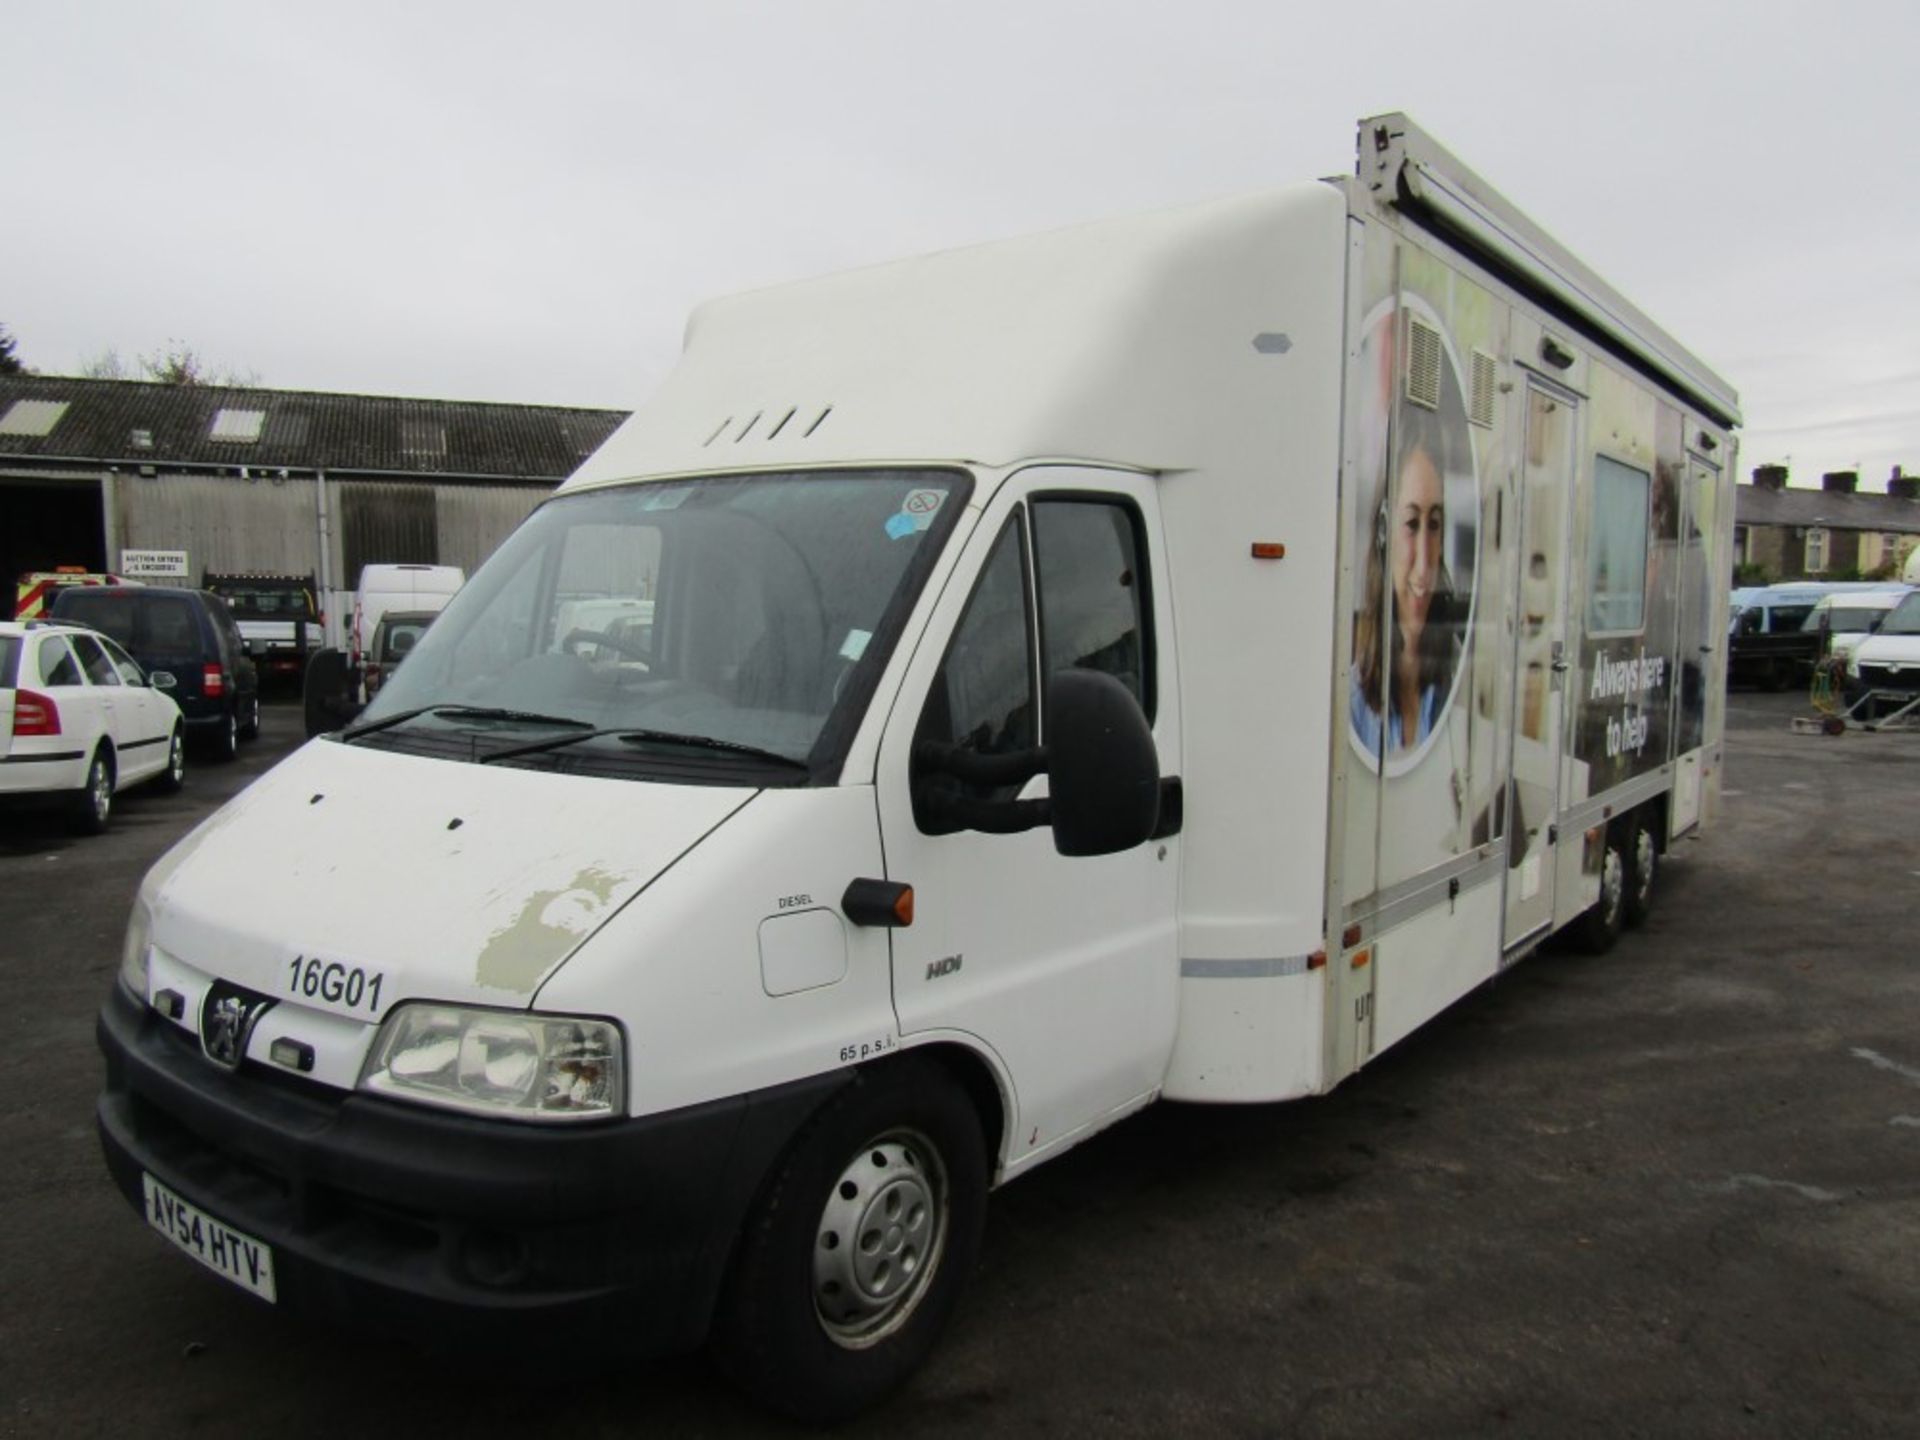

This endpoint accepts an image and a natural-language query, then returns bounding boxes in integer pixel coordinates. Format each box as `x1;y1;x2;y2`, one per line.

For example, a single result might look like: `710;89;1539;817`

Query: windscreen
353;469;970;782
1805;604;1886;634
1878;594;1920;636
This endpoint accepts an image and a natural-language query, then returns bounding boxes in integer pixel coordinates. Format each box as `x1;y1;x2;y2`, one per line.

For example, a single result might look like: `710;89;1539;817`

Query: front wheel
712;1058;988;1422
237;694;261;740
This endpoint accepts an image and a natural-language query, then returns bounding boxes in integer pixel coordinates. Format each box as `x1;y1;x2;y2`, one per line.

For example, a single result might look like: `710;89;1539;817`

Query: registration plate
141;1173;277;1303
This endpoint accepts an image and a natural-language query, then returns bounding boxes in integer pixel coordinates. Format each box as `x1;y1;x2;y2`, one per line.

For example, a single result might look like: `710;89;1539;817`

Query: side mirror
150;670;178;690
910;671;1162;855
1044;671;1160;857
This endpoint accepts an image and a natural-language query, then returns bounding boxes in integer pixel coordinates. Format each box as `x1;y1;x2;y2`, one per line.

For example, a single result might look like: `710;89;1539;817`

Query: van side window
1587;456;1650;634
915;515;1036;813
1032;498;1152;720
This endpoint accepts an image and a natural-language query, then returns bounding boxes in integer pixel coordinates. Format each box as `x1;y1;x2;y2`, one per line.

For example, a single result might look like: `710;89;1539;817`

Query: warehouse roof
0;375;628;480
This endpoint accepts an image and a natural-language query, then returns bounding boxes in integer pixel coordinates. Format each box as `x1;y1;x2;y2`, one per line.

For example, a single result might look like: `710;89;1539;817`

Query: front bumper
97;985;846;1360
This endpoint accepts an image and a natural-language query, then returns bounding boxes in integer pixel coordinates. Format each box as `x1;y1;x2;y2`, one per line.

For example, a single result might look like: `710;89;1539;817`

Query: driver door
874;467;1181;1170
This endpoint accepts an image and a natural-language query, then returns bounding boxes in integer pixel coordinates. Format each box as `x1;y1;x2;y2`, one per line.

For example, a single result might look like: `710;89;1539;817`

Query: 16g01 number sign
286;954;386;1015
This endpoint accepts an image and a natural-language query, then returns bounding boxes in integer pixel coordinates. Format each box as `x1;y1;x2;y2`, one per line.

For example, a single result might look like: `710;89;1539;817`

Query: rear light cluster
14;689;61;736
203;663;225;698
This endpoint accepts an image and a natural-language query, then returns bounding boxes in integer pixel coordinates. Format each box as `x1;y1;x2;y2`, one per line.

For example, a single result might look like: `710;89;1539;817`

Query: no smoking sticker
901;489;944;530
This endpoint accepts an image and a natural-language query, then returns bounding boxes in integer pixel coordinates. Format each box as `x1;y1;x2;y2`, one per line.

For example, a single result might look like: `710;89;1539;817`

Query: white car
0;620;187;833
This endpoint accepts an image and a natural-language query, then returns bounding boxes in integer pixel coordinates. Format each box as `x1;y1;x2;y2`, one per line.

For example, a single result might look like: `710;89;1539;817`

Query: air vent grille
1469;349;1498;428
1404;315;1442;411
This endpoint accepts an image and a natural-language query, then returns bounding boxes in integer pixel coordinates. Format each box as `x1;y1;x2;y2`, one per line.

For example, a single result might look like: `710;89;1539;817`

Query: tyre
1622;815;1657;928
153;726;186;794
71;748;115;835
210;707;239;763
1572;827;1627;954
712;1057;989;1422
238;693;261;740
303;649;354;737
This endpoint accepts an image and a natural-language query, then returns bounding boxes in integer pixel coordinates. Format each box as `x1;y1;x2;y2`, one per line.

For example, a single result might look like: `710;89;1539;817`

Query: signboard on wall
120;549;190;579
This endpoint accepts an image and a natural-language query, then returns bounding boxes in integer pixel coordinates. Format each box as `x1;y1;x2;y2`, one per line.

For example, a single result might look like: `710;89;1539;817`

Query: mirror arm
912;741;1049;787
922;794;1052;835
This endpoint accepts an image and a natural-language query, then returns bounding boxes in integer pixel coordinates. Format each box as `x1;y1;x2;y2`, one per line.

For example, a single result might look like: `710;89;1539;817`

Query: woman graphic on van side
1350;404;1460;754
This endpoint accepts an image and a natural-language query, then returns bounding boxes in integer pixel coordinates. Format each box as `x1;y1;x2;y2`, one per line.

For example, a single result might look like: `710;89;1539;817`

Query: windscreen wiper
476;726;809;770
340;705;596;742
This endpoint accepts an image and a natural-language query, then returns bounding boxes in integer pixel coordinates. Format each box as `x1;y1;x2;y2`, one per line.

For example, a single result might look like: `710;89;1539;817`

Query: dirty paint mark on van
477;866;625;992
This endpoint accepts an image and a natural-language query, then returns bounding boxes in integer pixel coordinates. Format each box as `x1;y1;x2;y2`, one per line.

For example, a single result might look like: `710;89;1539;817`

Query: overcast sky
6;1;1914;488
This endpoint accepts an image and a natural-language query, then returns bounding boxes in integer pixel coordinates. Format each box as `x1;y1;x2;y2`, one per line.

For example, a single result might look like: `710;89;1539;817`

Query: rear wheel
71;748;114;835
1623;815;1658;927
210;708;239;762
1573;827;1626;954
712;1058;988;1422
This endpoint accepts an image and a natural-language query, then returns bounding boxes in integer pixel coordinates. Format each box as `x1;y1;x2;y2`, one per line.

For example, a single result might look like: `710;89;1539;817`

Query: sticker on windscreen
643;488;690;511
901;489;945;530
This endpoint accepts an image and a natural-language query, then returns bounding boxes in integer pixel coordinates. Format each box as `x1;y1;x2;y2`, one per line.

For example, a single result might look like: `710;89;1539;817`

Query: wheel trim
1632;829;1655;907
90;760;112;823
1600;845;1625;927
812;1129;949;1350
168;733;185;783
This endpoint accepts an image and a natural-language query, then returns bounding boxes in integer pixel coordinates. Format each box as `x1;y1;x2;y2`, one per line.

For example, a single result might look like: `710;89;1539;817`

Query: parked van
349;564;463;673
49;585;259;759
1845;589;1920;720
1802;585;1914;668
97;115;1740;1419
303;565;465;736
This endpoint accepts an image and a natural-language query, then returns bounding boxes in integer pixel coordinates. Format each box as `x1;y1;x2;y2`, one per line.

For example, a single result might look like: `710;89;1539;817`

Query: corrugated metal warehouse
0;376;628;640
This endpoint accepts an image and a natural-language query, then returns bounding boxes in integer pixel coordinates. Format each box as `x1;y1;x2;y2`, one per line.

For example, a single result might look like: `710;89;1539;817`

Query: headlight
359;1003;625;1122
119;894;154;1000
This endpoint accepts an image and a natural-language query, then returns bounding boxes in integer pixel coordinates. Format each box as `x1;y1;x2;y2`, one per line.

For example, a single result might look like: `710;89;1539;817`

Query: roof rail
1357;113;1741;430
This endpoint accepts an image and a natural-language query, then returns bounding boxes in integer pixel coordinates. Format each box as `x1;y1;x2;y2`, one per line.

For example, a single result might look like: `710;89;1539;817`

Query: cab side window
1032;498;1152;718
916;515;1035;784
914;493;1155;835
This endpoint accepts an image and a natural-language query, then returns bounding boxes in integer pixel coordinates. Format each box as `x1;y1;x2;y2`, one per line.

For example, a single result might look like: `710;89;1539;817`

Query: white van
1845;589;1920;721
348;563;464;676
98;115;1739;1419
1803;585;1914;667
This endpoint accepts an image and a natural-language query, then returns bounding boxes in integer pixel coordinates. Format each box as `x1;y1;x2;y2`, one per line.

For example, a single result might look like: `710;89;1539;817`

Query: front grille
1861;665;1920;692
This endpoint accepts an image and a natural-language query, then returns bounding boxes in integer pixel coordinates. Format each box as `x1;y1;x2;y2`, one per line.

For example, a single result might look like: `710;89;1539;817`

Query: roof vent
0;399;70;437
209;408;266;443
1404;315;1442;411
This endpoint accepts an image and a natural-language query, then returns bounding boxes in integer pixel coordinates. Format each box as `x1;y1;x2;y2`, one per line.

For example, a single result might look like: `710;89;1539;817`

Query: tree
78;339;260;387
0;324;25;375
